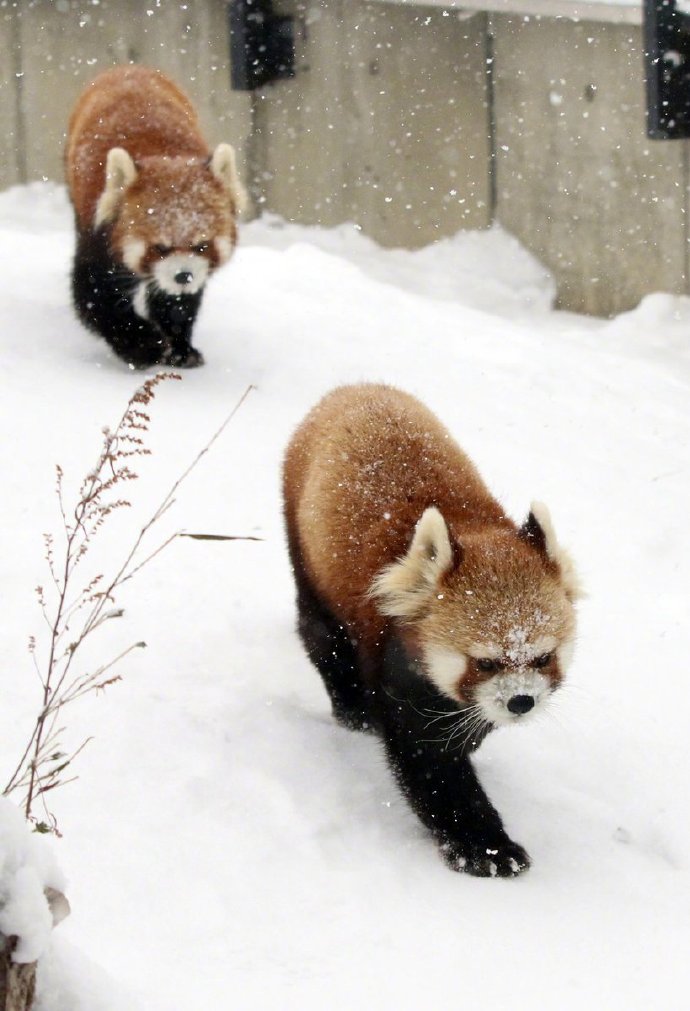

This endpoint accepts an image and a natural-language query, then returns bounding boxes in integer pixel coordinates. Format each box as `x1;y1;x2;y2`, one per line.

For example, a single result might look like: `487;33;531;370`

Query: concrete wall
492;15;689;316
253;1;493;246
0;3;23;185
2;0;690;316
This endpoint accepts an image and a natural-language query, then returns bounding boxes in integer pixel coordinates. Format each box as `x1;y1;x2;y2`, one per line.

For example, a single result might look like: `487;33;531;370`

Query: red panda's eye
153;244;172;256
476;658;501;673
192;242;209;255
533;653;553;668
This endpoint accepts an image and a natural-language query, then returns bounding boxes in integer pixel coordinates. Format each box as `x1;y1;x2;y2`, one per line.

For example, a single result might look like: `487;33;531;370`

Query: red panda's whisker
422;708;467;730
420;705;467;717
450;709;489;745
381;687;465;726
419;718;472;745
434;706;485;748
449;713;492;753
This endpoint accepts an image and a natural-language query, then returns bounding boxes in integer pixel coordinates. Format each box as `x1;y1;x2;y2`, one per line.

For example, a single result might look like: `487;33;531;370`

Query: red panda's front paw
440;837;531;878
163;346;205;369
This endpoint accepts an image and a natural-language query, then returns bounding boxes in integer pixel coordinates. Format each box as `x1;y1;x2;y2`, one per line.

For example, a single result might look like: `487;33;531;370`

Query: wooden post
0;938;36;1011
0;889;69;1011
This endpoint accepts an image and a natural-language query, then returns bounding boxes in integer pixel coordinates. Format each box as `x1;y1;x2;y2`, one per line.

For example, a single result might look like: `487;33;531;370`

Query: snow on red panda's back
284;383;580;706
67;65;207;228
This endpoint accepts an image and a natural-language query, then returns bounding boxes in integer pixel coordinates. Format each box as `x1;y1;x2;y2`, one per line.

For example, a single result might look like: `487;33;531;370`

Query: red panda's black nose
507;695;535;715
174;270;193;286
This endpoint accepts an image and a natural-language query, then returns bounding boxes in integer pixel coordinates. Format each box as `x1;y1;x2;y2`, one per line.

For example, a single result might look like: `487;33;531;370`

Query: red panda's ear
370;507;457;619
210;143;248;214
519;501;583;602
95;147;138;227
518;507;548;554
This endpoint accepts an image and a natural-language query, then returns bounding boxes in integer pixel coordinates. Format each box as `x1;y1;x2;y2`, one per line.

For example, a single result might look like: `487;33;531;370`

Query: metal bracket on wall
644;0;690;138
229;0;295;91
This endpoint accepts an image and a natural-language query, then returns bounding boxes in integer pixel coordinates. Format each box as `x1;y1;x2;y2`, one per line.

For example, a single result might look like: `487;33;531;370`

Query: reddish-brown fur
67;65;208;228
284;384;575;693
65;65;244;368
284;384;580;877
66;65;240;255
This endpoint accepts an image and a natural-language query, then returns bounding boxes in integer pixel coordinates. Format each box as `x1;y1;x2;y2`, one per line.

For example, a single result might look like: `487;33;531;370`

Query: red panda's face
108;157;239;296
418;537;576;727
371;507;579;731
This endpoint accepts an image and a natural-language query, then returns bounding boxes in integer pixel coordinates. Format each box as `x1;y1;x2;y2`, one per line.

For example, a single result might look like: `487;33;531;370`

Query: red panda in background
66;65;246;368
283;384;581;877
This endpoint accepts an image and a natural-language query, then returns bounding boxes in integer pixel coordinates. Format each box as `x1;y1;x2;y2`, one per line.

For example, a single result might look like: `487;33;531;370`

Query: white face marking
531;635;558;658
122;239;146;273
474;670;552;727
153;253;209;296
422;647;467;699
214;236;233;263
132;281;149;320
468;643;502;661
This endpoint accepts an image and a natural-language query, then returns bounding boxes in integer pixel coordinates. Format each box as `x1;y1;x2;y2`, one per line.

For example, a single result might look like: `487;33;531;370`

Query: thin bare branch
5;376;254;831
179;532;264;542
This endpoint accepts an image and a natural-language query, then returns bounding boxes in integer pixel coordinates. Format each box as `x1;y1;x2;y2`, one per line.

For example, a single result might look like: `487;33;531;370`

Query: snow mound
0;182;72;235
0;799;66;964
244;213;556;318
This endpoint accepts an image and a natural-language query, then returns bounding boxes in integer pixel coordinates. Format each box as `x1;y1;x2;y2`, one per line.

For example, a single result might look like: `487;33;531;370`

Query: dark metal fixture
644;0;690;138
229;0;295;91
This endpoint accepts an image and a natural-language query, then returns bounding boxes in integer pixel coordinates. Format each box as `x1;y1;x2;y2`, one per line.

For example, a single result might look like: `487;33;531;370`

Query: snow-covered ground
0;182;689;1009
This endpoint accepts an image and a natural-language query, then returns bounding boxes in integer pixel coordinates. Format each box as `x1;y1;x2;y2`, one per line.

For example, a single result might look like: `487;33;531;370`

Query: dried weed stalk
3;374;254;833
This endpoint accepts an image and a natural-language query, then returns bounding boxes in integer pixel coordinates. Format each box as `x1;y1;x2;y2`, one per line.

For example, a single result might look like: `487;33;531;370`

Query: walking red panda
66;64;246;368
283;384;580;877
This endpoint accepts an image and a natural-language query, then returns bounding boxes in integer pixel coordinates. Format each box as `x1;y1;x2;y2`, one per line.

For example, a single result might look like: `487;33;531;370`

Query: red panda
283;384;580;877
66;65;246;368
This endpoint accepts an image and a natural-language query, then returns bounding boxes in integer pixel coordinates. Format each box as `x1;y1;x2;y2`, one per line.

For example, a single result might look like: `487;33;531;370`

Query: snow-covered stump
0;939;36;1011
0;802;69;1011
0;942;41;1011
0;888;69;1011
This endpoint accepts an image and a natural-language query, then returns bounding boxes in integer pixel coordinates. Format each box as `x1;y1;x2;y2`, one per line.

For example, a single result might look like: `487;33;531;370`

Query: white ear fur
210;143;248;213
529;500;583;602
370;507;455;619
95;147;138;227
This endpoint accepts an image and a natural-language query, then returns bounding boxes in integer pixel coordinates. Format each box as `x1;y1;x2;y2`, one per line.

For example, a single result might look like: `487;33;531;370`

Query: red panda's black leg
72;234;169;367
287;558;372;732
300;611;370;731
384;733;530;876
149;289;205;368
374;641;531;877
72;232;205;368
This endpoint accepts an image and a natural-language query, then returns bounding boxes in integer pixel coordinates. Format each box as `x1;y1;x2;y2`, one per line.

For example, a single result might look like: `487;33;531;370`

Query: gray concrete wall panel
254;0;493;246
493;16;688;315
0;4;22;189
